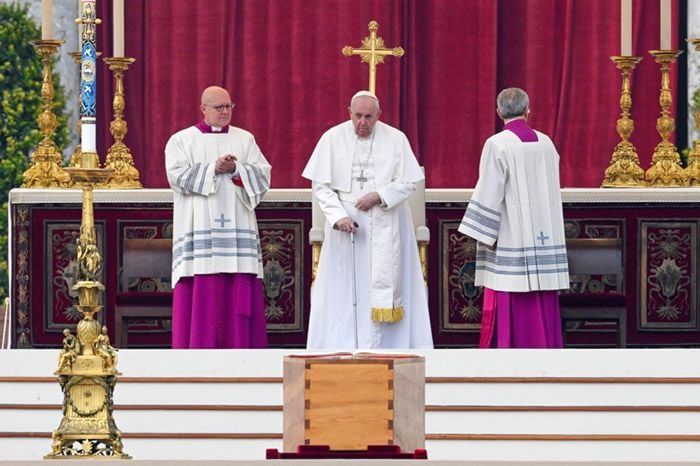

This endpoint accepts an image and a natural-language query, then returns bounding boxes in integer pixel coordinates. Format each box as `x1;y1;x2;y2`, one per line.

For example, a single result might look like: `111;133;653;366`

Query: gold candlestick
685;39;700;186
101;57;142;188
21;39;71;188
645;50;686;187
602;56;645;187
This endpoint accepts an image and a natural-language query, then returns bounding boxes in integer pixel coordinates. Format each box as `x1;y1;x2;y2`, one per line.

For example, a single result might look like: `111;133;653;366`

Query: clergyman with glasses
165;85;271;348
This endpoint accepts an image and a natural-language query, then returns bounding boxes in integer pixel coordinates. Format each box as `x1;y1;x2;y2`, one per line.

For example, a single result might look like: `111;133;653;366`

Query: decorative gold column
645;50;686;187
46;167;129;459
685;39;700;186
311;243;321;284
418;241;428;286
602;56;645;187
101;57;142;188
22;39;71;188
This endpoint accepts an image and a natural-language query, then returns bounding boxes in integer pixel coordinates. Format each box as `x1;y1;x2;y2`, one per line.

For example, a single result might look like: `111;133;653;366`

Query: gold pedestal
22;40;70;189
102;57;142;189
645;50;685;187
602;56;645;187
46;169;129;459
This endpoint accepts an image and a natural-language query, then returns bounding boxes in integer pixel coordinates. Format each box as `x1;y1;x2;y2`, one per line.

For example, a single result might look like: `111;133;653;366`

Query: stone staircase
2;349;700;462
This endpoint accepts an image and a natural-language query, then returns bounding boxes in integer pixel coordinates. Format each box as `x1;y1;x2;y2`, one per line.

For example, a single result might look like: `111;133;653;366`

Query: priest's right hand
215;154;237;174
334;217;357;233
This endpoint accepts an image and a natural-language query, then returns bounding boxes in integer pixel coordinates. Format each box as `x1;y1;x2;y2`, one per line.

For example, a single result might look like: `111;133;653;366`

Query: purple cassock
479;119;564;349
170;120;268;349
173;274;268;349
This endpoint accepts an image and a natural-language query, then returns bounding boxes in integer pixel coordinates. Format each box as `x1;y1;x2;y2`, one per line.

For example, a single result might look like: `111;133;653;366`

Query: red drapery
94;0;679;189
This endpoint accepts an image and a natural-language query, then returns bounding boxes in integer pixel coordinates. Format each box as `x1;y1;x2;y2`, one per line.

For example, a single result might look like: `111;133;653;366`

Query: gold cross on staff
342;20;404;95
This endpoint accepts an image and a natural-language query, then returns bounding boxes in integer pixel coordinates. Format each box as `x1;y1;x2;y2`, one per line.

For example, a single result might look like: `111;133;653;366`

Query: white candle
621;0;632;56
113;0;124;56
660;0;671;50
81;118;96;153
41;0;52;40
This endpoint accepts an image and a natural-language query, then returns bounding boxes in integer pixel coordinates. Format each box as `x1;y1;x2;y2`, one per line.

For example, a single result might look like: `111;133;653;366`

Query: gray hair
350;90;380;111
497;88;529;119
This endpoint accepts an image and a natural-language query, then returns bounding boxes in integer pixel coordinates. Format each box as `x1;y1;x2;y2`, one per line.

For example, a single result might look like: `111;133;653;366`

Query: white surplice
302;120;434;349
165;125;271;285
458;129;569;292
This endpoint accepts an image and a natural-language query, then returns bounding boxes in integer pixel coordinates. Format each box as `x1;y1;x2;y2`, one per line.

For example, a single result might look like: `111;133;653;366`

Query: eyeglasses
204;103;235;112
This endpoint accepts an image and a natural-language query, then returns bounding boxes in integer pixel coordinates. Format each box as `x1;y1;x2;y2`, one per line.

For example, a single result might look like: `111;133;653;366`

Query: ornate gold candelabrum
22;40;71;188
46;166;129;459
645;50;686;187
602;56;646;187
685;39;700;186
101;57;142;188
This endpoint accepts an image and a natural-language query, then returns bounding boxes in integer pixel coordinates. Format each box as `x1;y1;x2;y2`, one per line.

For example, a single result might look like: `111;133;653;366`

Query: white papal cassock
302;120;434;349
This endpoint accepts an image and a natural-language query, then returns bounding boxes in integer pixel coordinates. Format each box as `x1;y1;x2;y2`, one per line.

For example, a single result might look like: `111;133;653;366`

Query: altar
7;187;700;349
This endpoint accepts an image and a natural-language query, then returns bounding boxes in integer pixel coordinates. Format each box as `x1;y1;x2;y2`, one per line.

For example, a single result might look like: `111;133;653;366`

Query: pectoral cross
342;21;404;95
355;171;368;189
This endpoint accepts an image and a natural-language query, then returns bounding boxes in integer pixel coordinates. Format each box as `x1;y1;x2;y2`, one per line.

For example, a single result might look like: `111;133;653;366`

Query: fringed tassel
372;306;404;323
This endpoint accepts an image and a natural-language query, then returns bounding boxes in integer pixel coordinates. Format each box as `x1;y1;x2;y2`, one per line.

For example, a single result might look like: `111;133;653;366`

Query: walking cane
350;229;358;349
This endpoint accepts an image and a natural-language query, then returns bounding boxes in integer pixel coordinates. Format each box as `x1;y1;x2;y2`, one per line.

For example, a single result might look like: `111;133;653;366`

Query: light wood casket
283;353;425;452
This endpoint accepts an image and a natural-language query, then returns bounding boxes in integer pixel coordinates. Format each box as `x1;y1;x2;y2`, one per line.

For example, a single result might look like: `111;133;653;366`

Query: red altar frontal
7;188;700;348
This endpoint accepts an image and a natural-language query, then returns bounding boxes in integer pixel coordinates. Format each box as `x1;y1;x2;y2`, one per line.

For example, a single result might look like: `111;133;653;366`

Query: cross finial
342;21;404;95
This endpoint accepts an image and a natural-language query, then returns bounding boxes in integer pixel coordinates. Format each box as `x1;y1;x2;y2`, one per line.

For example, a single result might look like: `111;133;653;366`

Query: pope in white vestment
165;86;271;348
302;91;434;349
458;88;569;348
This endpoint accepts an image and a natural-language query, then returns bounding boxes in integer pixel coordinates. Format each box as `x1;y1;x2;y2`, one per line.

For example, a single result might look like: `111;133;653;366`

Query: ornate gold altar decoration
342;20;404;95
21;40;71;188
419;240;428;286
101;56;142;188
685;39;700;186
602;56;646;187
645;50;686;187
311;241;320;284
45;165;129;459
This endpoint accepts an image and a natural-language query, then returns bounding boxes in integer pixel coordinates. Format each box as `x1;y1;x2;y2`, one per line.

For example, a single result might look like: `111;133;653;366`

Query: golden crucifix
342;20;404;95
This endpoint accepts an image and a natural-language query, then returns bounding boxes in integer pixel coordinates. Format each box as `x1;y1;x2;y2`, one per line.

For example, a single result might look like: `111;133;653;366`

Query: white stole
370;204;403;323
